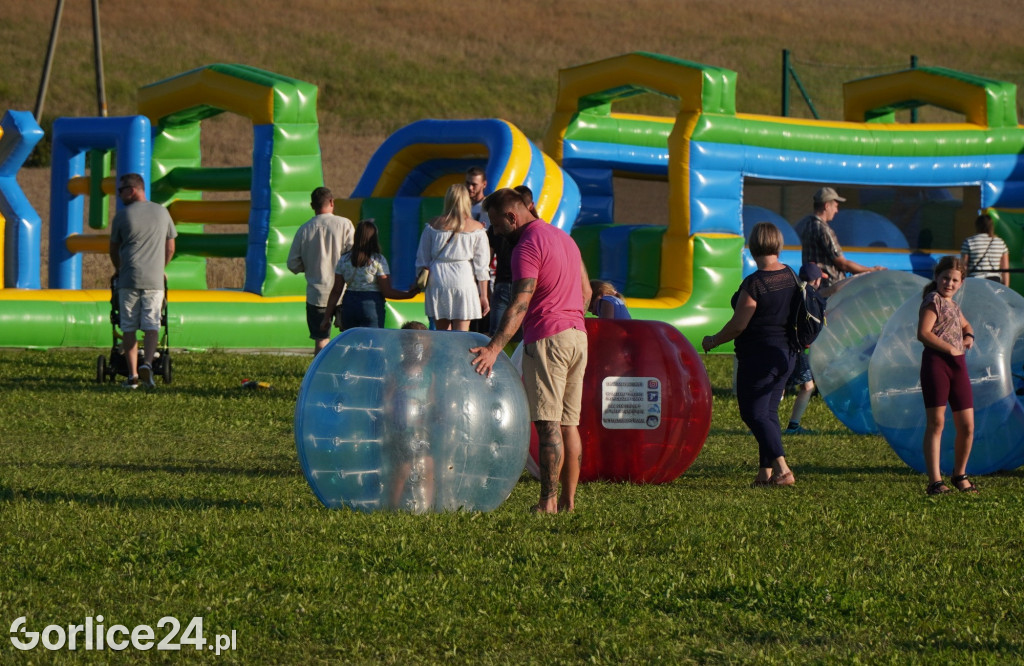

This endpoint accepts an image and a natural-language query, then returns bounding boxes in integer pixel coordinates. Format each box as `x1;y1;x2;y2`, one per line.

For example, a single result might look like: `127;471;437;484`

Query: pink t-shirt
511;220;585;345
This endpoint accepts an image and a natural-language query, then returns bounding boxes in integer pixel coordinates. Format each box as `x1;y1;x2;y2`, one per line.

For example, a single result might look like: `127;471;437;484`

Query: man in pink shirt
471;188;591;513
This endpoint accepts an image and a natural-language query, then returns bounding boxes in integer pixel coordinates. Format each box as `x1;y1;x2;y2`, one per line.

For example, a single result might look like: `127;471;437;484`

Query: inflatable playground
2;52;1024;351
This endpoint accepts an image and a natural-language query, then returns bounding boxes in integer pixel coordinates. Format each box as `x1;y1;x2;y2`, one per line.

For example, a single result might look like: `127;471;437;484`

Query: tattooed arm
470;277;535;375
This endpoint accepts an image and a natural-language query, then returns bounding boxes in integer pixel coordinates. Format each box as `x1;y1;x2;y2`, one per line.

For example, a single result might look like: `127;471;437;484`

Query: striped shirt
960;233;1007;279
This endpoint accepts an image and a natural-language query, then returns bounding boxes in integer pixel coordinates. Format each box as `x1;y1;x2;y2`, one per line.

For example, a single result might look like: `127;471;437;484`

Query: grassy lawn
1;349;1022;663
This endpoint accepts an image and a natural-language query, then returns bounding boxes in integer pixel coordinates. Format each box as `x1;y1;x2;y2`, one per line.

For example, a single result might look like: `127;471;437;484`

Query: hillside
4;0;1024;184
2;0;1024;285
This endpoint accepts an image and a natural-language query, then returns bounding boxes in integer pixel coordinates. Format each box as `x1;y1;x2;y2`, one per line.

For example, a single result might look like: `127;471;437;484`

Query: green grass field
2;349;1023;664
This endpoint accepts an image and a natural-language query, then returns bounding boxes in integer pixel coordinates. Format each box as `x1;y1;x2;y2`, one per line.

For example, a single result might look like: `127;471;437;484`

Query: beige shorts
522;327;588;425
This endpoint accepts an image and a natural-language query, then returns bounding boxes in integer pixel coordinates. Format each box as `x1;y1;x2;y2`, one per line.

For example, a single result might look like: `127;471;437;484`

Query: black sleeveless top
734;267;797;356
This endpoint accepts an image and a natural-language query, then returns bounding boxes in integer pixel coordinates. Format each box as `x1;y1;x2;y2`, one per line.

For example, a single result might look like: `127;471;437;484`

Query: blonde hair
436;183;472;234
748;222;784;258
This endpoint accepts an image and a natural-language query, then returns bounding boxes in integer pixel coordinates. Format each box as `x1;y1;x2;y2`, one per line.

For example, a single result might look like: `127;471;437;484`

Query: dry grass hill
2;0;1023;285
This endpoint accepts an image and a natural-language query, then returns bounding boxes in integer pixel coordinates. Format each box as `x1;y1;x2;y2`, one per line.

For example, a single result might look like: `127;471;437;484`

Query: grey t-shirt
110;200;178;290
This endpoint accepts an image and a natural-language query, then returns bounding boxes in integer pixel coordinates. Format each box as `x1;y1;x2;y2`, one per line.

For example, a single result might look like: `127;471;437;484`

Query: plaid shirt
799;215;843;285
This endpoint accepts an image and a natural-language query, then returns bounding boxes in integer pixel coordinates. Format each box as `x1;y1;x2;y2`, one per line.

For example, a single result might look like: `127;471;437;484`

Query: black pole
910;55;918;124
34;0;66;122
781;49;790;117
92;0;107;117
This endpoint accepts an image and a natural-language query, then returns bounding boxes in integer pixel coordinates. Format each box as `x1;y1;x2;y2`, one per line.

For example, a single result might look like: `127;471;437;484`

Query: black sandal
951;474;979;493
926;480;951;495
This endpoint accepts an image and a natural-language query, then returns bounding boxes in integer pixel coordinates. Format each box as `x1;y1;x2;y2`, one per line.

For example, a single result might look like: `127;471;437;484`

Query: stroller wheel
162;356;173;384
96;355;107;383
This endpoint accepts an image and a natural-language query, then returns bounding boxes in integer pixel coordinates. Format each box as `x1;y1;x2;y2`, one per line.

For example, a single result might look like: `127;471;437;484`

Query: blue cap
799;263;823;282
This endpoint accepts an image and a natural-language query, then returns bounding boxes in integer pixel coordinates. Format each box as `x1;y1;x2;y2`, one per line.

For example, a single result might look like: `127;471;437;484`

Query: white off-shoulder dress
415;226;490;321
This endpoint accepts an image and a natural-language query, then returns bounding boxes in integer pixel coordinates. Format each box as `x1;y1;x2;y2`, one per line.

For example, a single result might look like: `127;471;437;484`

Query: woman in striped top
960;213;1009;286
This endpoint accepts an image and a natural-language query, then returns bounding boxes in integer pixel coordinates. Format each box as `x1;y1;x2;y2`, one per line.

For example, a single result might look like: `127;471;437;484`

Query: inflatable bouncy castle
2;53;1024;349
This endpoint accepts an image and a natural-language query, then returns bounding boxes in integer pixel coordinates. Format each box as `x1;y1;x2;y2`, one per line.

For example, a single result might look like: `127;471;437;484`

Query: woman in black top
703;222;799;487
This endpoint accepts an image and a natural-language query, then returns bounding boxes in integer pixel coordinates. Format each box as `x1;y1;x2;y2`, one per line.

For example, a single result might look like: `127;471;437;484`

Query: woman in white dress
960;213;1009;286
415;184;490;331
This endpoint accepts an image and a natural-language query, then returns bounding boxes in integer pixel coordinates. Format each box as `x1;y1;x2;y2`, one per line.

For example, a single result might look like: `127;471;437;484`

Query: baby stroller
96;275;172;385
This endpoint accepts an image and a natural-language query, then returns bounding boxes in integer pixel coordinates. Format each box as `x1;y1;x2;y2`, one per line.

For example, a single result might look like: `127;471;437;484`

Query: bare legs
923;406;974;489
435;318;470;332
532;421;581;514
122;329;158;378
559;424;582;512
123;332;139;379
788;380;814;427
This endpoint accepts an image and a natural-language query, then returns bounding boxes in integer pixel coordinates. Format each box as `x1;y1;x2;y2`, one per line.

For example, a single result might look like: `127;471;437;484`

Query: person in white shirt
287;187;355;354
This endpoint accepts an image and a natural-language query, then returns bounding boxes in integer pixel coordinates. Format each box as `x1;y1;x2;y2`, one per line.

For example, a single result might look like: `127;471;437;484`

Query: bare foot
530;502;558;514
557;501;574;513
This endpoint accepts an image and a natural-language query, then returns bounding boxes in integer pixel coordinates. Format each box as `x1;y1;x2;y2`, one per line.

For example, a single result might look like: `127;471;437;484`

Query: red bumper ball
528;319;712;483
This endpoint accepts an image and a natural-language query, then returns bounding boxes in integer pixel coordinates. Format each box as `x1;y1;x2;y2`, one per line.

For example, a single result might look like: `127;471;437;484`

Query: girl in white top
960;213;1009;286
321;220;418;332
415;184;490;331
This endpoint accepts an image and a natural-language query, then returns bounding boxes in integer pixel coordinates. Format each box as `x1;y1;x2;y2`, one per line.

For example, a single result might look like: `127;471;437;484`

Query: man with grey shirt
288;187;355;354
109;173;177;389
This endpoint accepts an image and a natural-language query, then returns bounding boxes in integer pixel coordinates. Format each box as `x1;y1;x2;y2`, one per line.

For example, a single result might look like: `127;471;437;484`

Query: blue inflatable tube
50;116;151;289
0;111;44;289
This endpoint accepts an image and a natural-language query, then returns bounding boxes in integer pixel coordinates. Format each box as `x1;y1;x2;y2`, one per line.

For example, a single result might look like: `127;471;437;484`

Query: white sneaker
122;376;139;389
139;364;155;389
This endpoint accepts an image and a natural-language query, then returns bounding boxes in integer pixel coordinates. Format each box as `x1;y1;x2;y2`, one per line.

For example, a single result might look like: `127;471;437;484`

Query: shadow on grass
0;485;264;511
5;378;294;400
3;459;298;478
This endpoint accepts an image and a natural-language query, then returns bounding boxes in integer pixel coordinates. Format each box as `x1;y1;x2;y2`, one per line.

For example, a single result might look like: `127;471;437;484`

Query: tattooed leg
532;420;562;513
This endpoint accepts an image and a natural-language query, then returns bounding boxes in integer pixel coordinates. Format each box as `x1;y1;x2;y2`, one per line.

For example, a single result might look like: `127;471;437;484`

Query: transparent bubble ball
868;279;1024;474
810;270;927;434
295;329;530;512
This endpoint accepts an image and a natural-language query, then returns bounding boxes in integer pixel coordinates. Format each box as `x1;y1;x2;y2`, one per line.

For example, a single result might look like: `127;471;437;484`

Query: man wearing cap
799;187;885;291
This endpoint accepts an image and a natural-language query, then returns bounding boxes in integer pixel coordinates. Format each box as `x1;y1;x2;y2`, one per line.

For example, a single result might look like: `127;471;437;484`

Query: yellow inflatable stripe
372;142;488;197
735;112;981;133
621;295;687;310
535;153;564;222
334;198;362;222
0;289;111;302
139;69;275;125
68;176;117;196
168;200;250;224
163;291;426;305
422;174;463;198
493;120;533;189
66;234;109;254
606;112;676;125
844;71;991;126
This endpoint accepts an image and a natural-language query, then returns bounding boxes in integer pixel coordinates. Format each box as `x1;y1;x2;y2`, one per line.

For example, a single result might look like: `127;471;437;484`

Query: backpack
786;266;827;351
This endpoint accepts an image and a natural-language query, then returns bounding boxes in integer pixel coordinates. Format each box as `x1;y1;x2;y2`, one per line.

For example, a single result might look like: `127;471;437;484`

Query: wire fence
783;51;1024;123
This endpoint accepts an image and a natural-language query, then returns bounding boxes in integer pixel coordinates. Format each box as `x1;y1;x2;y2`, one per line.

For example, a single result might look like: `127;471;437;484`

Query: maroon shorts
920;348;973;411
